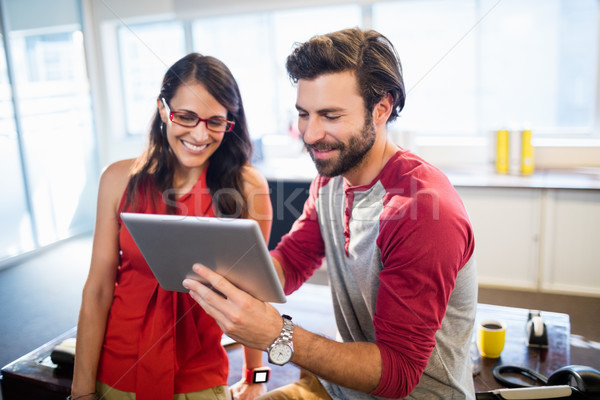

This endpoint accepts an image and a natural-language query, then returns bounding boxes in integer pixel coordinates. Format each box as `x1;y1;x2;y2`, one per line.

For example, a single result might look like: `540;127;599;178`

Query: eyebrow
295;104;346;115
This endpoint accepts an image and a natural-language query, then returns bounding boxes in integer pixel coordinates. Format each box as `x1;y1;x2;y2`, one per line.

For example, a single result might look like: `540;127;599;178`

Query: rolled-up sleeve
270;177;327;295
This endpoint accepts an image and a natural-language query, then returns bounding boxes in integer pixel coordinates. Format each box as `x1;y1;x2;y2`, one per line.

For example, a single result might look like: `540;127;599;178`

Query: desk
0;327;75;400
473;304;570;392
1;285;571;399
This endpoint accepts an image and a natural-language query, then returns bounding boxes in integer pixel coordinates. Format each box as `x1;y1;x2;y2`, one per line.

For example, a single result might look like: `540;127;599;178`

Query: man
183;28;477;399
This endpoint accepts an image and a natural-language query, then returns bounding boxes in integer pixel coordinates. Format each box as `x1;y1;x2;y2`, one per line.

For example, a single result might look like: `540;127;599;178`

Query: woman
70;53;272;400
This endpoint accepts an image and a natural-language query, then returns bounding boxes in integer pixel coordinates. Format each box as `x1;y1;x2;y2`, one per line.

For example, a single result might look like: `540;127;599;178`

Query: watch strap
269;314;294;349
279;314;294;342
245;366;271;384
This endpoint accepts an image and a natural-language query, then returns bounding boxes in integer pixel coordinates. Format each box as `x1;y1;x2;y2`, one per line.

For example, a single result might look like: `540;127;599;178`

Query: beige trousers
96;381;231;400
255;370;332;400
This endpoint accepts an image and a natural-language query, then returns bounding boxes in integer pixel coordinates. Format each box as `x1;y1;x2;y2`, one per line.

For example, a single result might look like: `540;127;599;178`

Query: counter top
256;155;600;190
444;167;600;190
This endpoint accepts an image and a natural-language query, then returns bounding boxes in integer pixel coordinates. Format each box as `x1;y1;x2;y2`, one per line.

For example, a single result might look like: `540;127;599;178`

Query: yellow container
521;129;534;175
495;130;509;174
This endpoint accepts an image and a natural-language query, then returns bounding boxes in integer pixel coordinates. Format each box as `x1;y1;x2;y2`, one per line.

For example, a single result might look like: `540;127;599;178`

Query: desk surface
1;284;571;399
473;303;570;392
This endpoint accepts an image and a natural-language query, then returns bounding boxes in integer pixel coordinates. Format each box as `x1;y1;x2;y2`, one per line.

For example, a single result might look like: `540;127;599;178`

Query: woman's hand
230;380;267;400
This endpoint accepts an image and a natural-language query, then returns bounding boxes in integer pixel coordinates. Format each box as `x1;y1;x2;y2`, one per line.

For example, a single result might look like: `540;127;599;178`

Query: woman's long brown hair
124;53;253;217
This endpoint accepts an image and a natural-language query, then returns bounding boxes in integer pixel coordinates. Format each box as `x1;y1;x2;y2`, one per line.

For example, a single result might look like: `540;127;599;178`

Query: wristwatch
245;366;271;384
267;314;294;366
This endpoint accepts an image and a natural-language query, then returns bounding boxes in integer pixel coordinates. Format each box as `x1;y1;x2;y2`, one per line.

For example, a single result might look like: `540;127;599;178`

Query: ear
372;93;394;126
157;98;168;123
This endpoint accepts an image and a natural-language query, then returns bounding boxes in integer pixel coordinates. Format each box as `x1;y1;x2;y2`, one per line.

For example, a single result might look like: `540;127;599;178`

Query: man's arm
183;264;383;394
290;326;382;392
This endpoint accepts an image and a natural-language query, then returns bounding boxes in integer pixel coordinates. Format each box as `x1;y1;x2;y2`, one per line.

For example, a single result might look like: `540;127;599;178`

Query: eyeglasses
161;98;235;133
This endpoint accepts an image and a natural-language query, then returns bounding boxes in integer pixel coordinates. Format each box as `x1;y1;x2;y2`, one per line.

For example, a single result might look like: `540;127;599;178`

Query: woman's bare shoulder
241;164;269;192
103;158;136;175
98;158;137;201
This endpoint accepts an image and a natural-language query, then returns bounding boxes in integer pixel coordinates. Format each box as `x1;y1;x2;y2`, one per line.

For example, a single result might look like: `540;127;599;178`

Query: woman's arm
242;164;272;241
70;160;133;397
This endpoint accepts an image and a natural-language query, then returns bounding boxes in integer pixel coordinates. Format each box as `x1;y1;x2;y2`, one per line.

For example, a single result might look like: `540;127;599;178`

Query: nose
189;121;210;141
300;116;325;145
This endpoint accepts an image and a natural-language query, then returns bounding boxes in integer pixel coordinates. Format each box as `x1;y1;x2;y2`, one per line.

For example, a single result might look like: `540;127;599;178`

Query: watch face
269;342;293;365
254;370;269;383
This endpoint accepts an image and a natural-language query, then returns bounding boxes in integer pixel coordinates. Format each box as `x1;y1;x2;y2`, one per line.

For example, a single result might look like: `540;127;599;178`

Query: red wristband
245;366;271;384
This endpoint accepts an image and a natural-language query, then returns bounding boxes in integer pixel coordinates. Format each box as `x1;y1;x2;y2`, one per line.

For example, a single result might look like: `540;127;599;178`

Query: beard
304;114;376;178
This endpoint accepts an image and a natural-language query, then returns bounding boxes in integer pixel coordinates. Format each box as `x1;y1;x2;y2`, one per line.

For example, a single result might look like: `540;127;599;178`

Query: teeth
182;141;208;152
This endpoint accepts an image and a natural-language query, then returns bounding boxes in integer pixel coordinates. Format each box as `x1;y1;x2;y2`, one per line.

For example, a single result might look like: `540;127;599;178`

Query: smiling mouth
313;147;334;153
307;142;341;157
182;140;208;152
310;147;339;160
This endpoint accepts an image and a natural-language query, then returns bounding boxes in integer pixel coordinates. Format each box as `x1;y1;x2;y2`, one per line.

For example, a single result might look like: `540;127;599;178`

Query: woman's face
158;82;229;174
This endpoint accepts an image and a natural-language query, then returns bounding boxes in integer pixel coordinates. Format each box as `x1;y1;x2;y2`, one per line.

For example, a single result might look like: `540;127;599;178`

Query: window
270;5;362;137
9;28;98;246
118;21;186;135
1;0;98;265
114;1;598;142
193;13;277;137
24;32;76;81
0;32;35;261
478;0;597;135
192;5;362;139
373;0;599;138
0;0;98;265
113;5;361;139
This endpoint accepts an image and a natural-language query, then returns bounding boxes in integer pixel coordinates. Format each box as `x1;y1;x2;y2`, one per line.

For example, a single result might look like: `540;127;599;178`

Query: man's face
296;71;376;178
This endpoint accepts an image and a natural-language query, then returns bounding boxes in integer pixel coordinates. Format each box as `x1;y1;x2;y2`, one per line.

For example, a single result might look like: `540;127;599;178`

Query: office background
1;1;599;395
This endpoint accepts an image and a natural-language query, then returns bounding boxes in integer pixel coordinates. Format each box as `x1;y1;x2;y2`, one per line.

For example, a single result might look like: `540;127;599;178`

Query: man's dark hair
286;28;406;123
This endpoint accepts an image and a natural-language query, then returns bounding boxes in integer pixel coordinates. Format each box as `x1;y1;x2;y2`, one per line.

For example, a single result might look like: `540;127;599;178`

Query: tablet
121;212;286;303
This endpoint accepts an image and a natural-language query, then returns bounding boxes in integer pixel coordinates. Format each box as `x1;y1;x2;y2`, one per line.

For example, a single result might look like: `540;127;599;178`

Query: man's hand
184;265;382;395
183;263;282;351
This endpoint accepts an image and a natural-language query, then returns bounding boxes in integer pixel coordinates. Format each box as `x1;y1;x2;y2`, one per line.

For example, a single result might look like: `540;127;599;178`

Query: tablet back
121;212;286;303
